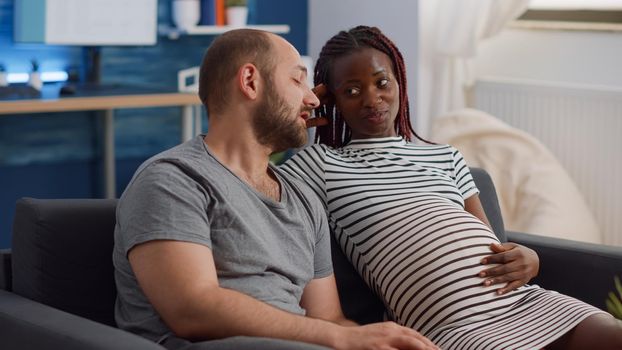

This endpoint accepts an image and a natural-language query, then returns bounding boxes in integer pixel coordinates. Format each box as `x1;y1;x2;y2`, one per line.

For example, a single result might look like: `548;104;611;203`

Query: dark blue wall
0;0;308;248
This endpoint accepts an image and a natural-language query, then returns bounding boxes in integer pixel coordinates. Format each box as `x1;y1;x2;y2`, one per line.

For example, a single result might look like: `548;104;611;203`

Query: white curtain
416;0;529;137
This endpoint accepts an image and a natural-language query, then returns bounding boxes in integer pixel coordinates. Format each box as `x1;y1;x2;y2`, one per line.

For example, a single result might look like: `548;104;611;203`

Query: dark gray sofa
1;168;621;349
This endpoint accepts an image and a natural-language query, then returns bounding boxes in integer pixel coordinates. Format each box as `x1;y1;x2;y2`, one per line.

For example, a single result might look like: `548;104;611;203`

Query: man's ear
238;63;260;100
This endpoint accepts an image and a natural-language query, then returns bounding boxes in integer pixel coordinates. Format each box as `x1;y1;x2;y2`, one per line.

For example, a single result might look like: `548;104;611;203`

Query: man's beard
252;87;309;153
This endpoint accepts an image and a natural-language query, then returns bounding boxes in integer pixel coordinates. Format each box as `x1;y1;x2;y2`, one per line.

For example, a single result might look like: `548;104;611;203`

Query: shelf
159;24;290;40
0;83;202;199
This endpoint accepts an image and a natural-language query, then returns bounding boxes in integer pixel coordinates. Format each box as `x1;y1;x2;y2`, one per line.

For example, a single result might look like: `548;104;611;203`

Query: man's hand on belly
478;243;540;295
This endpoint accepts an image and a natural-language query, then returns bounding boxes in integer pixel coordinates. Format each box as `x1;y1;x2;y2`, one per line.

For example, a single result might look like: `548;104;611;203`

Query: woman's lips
363;110;388;124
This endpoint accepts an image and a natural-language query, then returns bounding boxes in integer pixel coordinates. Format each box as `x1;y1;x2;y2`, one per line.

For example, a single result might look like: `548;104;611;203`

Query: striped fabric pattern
281;137;603;349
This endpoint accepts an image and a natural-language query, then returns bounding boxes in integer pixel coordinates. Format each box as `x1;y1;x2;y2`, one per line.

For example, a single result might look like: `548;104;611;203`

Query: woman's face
330;47;400;140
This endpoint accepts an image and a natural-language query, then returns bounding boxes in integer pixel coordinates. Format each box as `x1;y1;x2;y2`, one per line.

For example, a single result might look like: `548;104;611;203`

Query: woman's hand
479;243;539;295
306;84;330;128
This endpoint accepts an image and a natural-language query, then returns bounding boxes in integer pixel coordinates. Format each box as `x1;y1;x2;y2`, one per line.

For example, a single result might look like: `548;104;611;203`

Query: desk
0;84;202;198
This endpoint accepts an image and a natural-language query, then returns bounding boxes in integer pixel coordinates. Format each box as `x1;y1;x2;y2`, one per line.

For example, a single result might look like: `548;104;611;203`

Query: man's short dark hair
198;29;276;115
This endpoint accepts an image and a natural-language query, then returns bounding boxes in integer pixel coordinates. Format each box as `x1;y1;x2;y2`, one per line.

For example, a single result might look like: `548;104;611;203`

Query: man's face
251;36;319;153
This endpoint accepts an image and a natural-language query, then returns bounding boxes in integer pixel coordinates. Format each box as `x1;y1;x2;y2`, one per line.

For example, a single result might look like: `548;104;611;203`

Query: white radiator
473;78;622;246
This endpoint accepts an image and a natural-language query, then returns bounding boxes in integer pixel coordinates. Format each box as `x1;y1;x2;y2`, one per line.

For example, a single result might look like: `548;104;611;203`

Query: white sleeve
451;146;479;200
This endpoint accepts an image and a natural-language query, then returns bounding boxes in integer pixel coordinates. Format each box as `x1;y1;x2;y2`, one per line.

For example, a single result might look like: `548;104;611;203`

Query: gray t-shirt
113;135;333;342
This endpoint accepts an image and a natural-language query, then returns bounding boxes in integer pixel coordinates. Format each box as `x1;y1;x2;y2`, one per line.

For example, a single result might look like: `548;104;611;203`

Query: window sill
510;20;622;32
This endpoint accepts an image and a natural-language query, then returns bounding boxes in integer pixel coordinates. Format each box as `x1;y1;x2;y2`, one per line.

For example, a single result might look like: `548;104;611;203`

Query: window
513;0;622;31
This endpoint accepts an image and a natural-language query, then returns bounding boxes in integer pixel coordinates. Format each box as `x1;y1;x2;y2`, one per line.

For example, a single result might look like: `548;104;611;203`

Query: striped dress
281;136;604;350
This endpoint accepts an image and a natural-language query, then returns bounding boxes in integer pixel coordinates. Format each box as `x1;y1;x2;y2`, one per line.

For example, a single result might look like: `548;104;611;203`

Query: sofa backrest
471;167;506;242
9;169;505;327
11;198;118;327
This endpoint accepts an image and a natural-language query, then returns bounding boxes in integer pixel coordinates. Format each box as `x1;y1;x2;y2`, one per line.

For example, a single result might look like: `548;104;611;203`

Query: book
200;0;216;25
215;0;225;26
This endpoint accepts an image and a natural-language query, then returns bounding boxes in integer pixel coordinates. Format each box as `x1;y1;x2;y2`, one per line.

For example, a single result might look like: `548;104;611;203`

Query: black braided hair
314;25;430;148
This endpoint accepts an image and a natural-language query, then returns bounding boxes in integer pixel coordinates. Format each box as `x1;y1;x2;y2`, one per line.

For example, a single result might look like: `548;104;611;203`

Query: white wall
308;0;420;129
474;28;622;88
472;27;622;245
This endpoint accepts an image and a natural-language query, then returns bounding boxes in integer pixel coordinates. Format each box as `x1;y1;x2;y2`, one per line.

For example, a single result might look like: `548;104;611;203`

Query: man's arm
129;240;438;349
300;274;358;327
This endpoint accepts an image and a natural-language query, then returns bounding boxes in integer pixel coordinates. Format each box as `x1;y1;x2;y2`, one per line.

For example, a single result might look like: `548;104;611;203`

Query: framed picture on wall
14;0;158;46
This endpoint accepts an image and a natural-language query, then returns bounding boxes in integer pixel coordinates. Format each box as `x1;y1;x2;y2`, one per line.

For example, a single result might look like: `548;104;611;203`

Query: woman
281;26;621;349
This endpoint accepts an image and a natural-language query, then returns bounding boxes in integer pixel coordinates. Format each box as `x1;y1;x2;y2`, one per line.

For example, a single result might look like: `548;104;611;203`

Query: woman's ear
238;63;260;100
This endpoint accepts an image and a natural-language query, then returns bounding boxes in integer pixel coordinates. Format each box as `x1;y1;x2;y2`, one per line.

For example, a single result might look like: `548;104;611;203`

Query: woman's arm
465;194;540;295
464;194;491;228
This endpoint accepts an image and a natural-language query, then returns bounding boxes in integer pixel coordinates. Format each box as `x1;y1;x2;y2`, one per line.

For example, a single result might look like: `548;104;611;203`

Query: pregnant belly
339;194;520;333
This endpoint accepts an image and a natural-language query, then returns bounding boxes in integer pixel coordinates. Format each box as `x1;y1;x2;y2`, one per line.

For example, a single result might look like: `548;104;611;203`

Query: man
113;29;438;350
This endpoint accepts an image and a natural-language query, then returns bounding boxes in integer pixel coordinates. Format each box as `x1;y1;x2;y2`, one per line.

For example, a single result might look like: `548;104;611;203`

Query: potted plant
0;64;8;87
225;0;247;27
28;59;42;91
172;0;201;31
606;276;622;324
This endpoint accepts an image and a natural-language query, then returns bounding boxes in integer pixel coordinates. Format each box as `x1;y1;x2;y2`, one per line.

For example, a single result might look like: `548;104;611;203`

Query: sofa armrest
0;289;164;350
507;231;622;311
0;249;10;291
